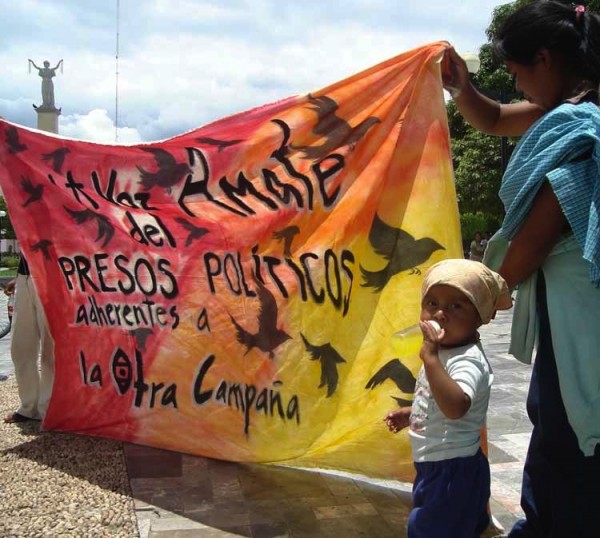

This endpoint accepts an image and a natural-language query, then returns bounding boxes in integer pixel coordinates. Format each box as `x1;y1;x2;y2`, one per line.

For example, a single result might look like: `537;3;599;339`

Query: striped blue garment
496;101;600;286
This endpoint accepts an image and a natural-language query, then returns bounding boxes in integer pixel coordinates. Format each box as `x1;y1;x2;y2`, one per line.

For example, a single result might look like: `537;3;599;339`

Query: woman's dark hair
493;1;600;86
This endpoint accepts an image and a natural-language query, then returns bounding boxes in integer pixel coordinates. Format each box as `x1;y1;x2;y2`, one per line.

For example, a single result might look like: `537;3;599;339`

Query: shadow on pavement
125;442;413;537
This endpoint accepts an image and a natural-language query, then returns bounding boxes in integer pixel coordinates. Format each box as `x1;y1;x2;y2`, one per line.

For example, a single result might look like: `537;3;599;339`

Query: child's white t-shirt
409;342;493;462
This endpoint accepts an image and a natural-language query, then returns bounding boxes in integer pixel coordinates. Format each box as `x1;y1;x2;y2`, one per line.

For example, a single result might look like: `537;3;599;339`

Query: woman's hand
442;47;471;98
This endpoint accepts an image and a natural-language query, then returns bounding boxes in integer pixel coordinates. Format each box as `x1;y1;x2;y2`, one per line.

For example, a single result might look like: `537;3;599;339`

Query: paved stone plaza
0;308;532;537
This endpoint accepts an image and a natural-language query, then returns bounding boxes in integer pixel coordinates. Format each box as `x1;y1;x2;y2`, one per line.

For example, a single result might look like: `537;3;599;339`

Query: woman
443;2;600;536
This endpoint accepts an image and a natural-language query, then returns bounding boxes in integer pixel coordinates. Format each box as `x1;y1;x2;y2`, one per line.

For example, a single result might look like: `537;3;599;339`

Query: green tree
448;3;519;224
0;197;15;240
450;114;504;217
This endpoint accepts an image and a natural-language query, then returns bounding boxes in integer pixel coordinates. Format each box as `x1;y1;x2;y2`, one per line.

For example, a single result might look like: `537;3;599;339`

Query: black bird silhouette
137;148;191;193
300;333;346;397
41;147;70;173
292;94;380;160
129;328;154;351
20;176;44;207
31;239;53;260
272;225;300;257
229;275;291;359
64;207;115;247
365;359;417;394
6;126;27;154
195;137;244;152
391;396;413;407
175;217;209;247
360;214;444;292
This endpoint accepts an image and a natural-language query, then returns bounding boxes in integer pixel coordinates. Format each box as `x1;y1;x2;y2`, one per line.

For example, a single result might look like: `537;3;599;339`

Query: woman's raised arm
443;47;544;137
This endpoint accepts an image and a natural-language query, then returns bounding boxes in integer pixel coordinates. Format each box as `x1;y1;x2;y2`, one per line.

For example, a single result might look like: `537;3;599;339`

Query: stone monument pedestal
33;105;61;134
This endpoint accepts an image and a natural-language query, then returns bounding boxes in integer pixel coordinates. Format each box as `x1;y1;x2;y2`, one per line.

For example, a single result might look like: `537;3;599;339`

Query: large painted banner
0;42;461;481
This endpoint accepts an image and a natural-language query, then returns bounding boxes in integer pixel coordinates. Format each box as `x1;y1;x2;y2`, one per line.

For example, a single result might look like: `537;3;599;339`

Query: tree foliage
0;197;15;240
451;115;504;217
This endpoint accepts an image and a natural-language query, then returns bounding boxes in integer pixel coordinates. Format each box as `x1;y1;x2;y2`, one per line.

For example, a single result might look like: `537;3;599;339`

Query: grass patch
0;268;16;278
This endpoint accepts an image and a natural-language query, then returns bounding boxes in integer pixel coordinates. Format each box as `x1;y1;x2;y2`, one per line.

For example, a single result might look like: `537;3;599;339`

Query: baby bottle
391;320;441;356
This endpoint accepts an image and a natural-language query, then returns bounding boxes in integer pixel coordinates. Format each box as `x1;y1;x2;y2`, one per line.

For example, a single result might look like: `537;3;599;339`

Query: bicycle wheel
0;292;12;339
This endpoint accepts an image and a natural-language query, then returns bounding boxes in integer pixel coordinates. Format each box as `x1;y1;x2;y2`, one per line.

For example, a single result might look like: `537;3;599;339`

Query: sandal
3;412;36;423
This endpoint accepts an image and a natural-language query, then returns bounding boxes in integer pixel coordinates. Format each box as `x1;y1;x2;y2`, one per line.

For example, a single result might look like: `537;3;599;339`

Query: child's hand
419;320;444;362
420;320;444;343
384;407;411;433
3;279;15;296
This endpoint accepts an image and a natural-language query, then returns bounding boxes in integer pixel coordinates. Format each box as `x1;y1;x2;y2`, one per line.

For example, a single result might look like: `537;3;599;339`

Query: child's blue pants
408;448;490;537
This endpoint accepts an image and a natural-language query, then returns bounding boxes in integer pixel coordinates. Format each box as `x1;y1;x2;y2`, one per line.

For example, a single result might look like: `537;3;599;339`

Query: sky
0;0;507;144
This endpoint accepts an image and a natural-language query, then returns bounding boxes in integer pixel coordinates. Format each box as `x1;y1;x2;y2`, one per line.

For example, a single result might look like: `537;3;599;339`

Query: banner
0;42;461;481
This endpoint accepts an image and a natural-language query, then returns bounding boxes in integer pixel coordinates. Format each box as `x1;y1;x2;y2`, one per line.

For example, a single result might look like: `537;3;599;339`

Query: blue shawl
496;101;600;285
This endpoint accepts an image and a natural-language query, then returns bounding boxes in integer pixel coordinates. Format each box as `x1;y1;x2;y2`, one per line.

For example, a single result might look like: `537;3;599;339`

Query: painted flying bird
229;274;290;359
129;328;154;351
137;148;191;193
20;176;44;207
391;396;413;407
30;239;53;260
64;206;115;247
272;225;300;257
195;137;244;152
365;358;417;394
300;333;346;398
360;213;444;292
292;94;380;160
41;147;70;173
6;126;27;154
175;217;209;247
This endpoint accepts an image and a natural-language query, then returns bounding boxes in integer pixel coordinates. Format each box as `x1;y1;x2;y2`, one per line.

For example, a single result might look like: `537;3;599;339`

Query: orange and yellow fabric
0;41;461;481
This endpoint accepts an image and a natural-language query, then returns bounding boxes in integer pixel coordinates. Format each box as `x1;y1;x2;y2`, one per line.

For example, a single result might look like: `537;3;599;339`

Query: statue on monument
29;59;63;110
